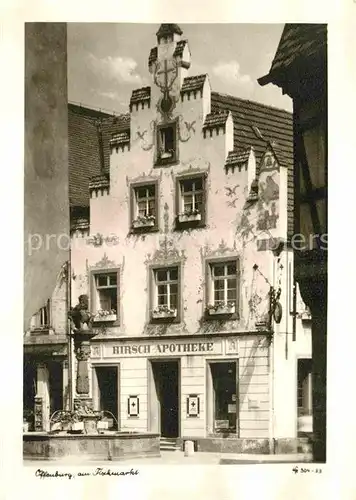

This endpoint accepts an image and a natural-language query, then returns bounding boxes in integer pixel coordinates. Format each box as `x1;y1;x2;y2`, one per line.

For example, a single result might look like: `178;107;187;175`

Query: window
31;299;51;330
92;271;119;322
130;181;158;231
176;175;206;227
207;260;238;316
297;359;313;417
151;266;180;320
156;121;178;165
209;362;237;434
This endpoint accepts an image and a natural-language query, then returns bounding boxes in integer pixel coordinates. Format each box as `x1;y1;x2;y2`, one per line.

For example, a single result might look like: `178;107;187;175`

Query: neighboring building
259;24;327;461
23;103;122;431
24;23;69;431
66;24;312;452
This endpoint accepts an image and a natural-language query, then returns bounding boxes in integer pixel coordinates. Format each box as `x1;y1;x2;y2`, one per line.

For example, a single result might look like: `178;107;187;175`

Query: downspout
269;259;275;454
66;252;73;411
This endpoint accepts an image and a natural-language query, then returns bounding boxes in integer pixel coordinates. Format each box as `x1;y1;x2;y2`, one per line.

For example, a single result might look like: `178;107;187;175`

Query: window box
130;182;159;232
132;216;155;229
207;303;236;316
150;265;181;322
176;175;206;228
91;271;119;325
93;310;117;323
178;211;202;224
152;307;177;320
206;260;239;318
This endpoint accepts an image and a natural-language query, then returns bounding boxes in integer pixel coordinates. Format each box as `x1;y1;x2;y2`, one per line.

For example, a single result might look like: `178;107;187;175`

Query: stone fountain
70;295;101;434
23;295;160;461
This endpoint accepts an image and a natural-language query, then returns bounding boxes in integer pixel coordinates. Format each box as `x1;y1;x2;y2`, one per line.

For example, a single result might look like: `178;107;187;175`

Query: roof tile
174;40;186;58
130;86;151;105
181;74;206;93
211;92;293;236
259;24;327;85
149;47;158;65
203;110;229;129
225;147;251;166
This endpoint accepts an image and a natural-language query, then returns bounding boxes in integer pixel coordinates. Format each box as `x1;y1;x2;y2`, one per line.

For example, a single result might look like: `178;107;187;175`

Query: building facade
259;23;327;461
68;24;312;452
24;22;70;432
24;24;313;453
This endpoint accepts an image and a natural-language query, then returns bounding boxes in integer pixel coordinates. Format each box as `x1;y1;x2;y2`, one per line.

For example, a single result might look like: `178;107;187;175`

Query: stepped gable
174;40;187;57
211;92;293;237
149;47;158;66
225;147;251;166
130;87;151;106
148;40;187;67
68;103;129;208
181;74;207;94
203;110;229;129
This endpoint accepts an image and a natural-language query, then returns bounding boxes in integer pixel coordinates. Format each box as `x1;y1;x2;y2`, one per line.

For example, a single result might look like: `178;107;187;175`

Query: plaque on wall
187;394;200;417
128;395;139;417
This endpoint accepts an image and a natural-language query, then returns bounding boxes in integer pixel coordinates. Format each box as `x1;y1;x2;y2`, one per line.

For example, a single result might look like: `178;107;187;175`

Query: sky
67;23;292;115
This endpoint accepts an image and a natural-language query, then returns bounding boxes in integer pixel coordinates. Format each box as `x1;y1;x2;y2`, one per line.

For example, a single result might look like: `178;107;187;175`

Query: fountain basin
23;432;160;462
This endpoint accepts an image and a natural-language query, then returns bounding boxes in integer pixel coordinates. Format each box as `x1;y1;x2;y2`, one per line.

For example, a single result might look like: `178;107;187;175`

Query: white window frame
180;178;203;214
210;262;237;307
135;185;156;219
154;267;178;311
92;271;119;321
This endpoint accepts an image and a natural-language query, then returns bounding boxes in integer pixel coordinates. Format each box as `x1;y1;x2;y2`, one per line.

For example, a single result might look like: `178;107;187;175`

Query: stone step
160;437;181;451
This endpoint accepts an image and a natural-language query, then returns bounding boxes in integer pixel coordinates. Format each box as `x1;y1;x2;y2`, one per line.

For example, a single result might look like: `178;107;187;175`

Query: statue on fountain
68;294;93;331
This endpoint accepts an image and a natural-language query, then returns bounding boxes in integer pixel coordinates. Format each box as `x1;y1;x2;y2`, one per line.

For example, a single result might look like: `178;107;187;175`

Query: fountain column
69;295;100;433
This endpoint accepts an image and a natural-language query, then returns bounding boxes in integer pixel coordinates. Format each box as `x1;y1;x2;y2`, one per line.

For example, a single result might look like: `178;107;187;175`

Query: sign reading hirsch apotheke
103;340;223;358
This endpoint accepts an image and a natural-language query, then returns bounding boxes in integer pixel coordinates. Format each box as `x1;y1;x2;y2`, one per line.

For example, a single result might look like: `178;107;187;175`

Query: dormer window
155;121;178;166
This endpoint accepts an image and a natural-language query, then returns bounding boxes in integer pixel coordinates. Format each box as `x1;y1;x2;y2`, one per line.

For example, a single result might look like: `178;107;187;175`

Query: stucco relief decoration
91;345;101;358
235;211;255;241
153;58;179;120
247;268;269;328
86;233;120;247
91;253;117;270
256;174;279;231
261;150;278;171
226;338;239;354
225;184;240;208
136;121;155;151
147;236;186;265
178;115;196;143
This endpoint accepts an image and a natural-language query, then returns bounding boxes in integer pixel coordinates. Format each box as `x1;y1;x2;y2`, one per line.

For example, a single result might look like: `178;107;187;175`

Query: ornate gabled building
25;24;313;454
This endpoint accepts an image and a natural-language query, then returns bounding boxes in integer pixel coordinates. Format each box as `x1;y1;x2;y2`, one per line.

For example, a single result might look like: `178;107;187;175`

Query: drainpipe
66;253;73;412
269;259;275;454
